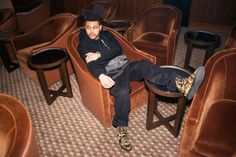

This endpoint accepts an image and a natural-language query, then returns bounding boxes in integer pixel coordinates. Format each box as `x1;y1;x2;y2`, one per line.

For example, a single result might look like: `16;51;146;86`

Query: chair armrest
12;13;77;51
126;18;147;42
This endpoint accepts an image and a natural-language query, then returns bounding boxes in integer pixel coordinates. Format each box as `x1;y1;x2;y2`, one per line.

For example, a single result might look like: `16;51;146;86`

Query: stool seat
145;65;190;137
184;31;221;72
28;48;68;69
28;48;73;105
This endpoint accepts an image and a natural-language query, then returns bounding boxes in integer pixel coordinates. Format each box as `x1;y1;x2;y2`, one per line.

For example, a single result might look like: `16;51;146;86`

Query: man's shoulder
101;29;112;35
101;29;115;39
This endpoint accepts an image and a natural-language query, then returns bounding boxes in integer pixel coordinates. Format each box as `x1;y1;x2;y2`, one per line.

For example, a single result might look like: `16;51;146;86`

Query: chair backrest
179;48;236;157
134;5;181;35
15;0;50;33
0;8;17;31
0;93;39;157
13;13;77;51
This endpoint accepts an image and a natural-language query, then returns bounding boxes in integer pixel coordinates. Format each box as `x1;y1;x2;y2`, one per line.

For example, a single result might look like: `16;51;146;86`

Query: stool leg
184;43;193;70
172;96;186;137
59;62;73;97
37;69;54;105
204;46;215;65
146;91;156;130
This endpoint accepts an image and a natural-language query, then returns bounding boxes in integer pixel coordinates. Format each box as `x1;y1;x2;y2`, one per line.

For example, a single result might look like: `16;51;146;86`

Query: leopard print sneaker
117;126;132;152
176;66;205;100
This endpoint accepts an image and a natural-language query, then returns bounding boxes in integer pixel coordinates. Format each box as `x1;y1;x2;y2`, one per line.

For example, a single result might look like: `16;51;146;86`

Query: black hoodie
77;28;122;78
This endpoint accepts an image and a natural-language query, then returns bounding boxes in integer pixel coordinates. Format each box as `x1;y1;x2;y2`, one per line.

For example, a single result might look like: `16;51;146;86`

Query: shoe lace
176;74;195;95
118;127;130;146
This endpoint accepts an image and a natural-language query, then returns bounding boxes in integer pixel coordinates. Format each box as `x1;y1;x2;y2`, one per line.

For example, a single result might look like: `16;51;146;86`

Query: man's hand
85;52;101;63
98;74;115;89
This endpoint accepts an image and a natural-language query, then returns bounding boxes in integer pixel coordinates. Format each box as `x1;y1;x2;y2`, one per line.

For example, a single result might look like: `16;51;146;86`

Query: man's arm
85;52;101;63
78;40;105;78
99;31;122;60
98;74;115;89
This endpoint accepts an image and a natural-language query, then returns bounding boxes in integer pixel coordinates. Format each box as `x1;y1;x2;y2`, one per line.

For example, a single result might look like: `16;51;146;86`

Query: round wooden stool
184;31;221;72
145;65;190;137
28;48;73;105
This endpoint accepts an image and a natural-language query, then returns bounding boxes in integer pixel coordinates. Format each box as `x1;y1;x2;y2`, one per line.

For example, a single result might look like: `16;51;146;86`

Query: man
77;6;205;152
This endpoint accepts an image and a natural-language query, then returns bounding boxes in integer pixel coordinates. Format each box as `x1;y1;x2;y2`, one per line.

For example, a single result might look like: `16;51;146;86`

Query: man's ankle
117;126;132;152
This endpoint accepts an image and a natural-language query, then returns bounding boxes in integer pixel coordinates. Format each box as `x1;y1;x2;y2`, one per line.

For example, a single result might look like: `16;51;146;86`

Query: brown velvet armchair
66;27;156;127
0;8;18;66
178;48;236;157
15;0;50;33
12;13;77;86
126;4;182;65
0;93;39;157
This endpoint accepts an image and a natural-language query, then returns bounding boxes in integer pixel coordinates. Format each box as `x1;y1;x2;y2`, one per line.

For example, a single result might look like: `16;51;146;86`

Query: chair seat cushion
194;99;236;156
16;42;50;63
132;32;168;53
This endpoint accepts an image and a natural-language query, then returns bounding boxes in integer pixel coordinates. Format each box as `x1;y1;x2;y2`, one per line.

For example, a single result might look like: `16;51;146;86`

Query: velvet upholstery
12;13;77;86
126;4;181;65
15;0;50;33
178;48;236;157
66;27;156;127
224;22;236;49
0;93;39;157
0;8;17;32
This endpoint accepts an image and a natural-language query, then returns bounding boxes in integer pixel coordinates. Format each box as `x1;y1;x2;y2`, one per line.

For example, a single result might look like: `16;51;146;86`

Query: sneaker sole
119;140;132;152
186;66;205;100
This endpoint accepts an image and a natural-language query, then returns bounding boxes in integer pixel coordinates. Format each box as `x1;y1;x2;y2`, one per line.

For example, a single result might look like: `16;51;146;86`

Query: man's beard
89;33;99;40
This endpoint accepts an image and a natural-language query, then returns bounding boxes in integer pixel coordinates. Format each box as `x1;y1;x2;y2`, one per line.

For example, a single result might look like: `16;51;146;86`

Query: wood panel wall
189;0;236;31
51;0;235;31
116;0;163;21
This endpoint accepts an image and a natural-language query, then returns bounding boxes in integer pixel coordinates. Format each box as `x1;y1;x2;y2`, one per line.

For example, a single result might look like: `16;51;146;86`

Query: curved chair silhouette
224;22;236;49
66;27;156;127
178;48;236;157
0;8;17;31
0;93;39;157
12;13;77;86
126;4;182;65
14;0;50;33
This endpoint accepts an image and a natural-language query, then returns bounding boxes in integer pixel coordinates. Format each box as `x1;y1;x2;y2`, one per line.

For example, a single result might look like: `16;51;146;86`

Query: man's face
85;21;102;40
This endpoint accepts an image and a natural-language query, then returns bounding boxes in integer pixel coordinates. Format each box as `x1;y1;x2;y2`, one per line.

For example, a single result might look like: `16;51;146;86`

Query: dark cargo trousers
109;60;180;127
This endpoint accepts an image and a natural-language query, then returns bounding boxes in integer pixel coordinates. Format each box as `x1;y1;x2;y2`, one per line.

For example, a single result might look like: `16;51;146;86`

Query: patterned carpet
0;27;228;157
